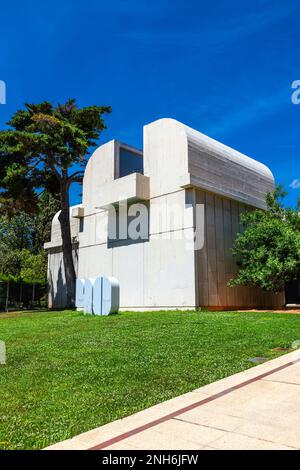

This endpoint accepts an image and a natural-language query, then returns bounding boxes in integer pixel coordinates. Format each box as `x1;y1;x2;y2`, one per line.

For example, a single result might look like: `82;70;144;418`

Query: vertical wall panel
196;190;209;306
206;193;218;306
215;195;227;306
195;189;284;309
223;199;235;306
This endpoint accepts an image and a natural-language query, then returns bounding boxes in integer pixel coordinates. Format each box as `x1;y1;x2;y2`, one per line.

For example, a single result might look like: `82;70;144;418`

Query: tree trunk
58;182;76;307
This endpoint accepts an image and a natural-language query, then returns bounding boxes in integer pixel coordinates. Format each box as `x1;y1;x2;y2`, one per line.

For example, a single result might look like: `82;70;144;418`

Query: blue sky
0;0;299;206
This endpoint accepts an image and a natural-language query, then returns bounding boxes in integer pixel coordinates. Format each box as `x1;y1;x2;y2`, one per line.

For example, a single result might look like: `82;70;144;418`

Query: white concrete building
45;118;284;310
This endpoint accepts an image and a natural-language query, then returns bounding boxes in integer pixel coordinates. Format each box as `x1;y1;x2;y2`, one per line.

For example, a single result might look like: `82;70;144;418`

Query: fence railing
0;280;47;312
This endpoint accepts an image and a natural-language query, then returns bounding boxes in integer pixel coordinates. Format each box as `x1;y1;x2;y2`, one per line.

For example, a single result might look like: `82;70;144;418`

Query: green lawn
0;309;300;450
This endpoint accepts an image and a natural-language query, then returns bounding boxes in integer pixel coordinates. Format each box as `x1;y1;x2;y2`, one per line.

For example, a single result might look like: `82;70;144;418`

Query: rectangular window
119;147;143;177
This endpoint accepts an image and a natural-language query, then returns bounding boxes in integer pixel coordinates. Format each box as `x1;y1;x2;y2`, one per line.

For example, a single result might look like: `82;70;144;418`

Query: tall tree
0;212;35;253
0;151;38;216
0;100;111;306
20;250;47;284
229;187;300;293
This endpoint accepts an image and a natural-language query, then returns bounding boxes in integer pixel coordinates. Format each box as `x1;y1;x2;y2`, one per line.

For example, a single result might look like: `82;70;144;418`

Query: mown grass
0;309;300;449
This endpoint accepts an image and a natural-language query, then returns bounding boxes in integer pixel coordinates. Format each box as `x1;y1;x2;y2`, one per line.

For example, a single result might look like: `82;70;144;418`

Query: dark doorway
285;281;300;305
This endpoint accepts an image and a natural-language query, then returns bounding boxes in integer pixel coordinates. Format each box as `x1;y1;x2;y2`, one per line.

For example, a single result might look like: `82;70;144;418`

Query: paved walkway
45;350;300;450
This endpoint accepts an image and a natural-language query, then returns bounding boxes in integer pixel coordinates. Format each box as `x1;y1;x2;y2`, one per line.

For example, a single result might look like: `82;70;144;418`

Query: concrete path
45;350;300;450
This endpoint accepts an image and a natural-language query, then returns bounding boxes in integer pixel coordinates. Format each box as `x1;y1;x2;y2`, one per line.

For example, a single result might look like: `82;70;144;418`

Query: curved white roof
143;118;274;209
183;122;274;181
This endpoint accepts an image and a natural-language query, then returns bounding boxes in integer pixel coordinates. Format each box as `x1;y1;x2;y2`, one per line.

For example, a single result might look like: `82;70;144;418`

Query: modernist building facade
45;118;285;310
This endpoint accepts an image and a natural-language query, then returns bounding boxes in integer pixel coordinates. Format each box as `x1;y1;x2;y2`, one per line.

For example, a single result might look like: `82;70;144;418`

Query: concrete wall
76;189;196;309
185;126;274;210
143;118;274;209
195;189;285;308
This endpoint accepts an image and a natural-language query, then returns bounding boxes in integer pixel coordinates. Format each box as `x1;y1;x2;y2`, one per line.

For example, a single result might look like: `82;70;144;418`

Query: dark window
119;148;143;177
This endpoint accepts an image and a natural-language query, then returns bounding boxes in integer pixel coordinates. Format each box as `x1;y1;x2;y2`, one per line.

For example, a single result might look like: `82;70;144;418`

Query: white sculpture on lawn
77;276;119;315
75;278;85;308
83;278;95;315
92;277;102;315
102;277;120;316
0;340;6;365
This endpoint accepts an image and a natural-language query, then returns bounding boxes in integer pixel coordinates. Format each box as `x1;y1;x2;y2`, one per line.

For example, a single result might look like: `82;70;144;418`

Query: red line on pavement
89;357;300;450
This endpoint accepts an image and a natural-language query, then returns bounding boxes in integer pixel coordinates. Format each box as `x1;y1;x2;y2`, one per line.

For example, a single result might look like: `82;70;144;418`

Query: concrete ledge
71;206;85;218
95;173;150;209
